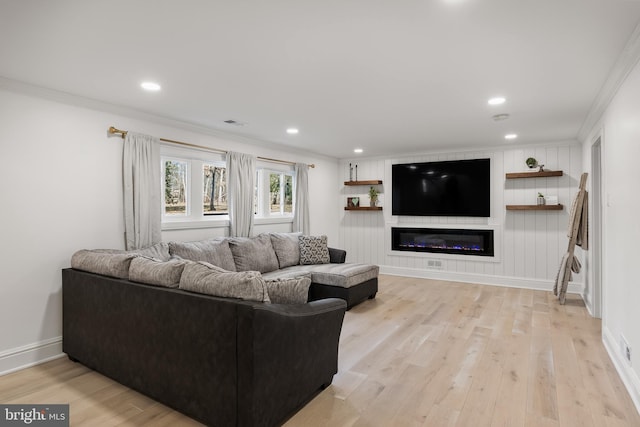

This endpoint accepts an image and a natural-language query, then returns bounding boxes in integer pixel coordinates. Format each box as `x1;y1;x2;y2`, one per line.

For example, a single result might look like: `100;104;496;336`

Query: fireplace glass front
391;227;494;257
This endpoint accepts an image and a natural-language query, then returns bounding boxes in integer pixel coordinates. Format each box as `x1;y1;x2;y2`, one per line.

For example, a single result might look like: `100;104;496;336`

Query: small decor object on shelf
526;157;538;169
546;195;558;205
368;186;379;207
349;163;353;181
537;192;546;205
538;163;545;172
347;197;360;208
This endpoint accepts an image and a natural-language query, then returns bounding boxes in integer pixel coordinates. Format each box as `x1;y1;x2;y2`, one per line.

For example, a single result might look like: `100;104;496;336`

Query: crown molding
578;22;640;142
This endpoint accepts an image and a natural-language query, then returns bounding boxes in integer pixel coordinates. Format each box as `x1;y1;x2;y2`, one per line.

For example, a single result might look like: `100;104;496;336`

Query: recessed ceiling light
140;81;161;91
505;134;518;140
286;128;299;134
488;97;506;106
354;148;363;153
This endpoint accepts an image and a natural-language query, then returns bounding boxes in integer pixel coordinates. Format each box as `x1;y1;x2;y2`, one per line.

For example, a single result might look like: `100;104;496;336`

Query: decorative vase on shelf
537;193;546;205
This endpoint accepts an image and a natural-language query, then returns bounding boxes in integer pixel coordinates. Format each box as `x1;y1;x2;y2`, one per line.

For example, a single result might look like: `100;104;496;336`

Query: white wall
0;85;339;374
338;142;584;290
582;56;640;411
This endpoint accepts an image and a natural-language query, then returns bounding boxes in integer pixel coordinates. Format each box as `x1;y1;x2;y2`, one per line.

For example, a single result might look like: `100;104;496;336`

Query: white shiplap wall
339;142;583;291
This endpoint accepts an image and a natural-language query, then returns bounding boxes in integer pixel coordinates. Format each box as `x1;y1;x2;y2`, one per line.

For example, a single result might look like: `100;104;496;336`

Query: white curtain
292;163;310;235
227;151;256;237
123;132;161;250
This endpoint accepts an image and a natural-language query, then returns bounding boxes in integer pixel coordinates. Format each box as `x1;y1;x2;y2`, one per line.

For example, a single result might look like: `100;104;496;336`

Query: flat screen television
392;158;490;217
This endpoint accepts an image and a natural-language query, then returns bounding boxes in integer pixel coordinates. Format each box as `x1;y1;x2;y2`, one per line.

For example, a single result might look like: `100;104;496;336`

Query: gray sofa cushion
70;249;137;279
179;261;270;303
169;239;236;271
129;256;187;288
262;268;312;281
300;263;379;288
299;235;330;265
265;276;311;304
269;232;302;268
70;243;172;279
229;234;280;273
133;242;171;261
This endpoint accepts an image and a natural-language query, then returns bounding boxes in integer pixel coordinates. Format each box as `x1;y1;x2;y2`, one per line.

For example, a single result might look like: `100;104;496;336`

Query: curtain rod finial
108;126;127;138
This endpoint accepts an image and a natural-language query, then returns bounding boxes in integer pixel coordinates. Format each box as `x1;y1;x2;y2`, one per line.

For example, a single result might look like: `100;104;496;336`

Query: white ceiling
2;0;640;159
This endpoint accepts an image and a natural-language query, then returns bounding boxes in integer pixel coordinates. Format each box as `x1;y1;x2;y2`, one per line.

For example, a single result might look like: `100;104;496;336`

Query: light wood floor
2;275;639;426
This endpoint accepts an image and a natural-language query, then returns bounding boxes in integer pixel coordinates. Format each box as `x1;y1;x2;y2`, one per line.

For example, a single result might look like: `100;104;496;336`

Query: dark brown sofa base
309;278;378;310
63;268;346;427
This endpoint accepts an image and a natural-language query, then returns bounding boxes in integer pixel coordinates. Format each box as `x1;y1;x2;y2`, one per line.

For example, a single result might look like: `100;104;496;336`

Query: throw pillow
179;261;270;303
168;239;237;271
265;276;311;304
70;243;172;279
269;232;302;268
133;242;171;261
299;235;330;265
228;234;280;273
129;256;187;288
70;249;137;279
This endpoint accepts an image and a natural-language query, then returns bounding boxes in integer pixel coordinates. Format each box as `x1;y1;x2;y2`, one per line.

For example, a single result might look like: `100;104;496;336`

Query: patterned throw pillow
299;235;330;265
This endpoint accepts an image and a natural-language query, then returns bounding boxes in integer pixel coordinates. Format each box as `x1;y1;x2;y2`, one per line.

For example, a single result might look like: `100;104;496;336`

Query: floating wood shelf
505;170;563;179
344;180;383;186
344;206;383;211
506;204;564;211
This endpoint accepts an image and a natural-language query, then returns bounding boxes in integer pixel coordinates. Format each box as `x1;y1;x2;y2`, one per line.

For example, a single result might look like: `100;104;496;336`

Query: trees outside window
163;159;188;216
161;151;294;225
162;155;227;222
203;164;227;215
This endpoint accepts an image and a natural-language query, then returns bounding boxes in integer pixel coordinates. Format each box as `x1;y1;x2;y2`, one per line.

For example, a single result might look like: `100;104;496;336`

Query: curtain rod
108;126;315;168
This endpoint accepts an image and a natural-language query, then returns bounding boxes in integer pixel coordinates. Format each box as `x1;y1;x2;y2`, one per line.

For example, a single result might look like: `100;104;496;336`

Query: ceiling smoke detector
492;114;510;121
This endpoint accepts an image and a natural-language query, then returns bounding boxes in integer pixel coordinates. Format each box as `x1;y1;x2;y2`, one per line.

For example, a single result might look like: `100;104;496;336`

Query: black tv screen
392;158;490;217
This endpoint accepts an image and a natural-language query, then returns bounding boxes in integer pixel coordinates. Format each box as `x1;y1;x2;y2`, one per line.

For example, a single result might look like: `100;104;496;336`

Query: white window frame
161;144;229;230
254;163;295;224
162;156;191;219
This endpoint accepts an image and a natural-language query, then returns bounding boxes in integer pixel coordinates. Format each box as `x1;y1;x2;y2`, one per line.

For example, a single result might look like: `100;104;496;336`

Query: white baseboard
0;337;64;376
582;288;595;317
602;326;640;416
380;265;584;294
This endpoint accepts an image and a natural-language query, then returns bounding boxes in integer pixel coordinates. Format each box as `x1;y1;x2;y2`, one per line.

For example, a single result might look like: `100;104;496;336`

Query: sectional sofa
63;232;379;426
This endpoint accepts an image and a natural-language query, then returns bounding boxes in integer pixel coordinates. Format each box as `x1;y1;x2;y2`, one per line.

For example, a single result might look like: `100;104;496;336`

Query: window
161;145;294;227
163;159;189;216
255;168;294;218
203;164;227;215
269;172;293;214
161;146;227;227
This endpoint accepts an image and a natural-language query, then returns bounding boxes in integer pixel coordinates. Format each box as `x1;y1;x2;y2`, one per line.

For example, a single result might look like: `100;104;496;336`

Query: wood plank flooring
1;274;638;426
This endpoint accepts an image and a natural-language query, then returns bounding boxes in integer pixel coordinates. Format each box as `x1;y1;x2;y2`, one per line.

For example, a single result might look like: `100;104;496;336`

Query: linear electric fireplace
391;227;494;257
